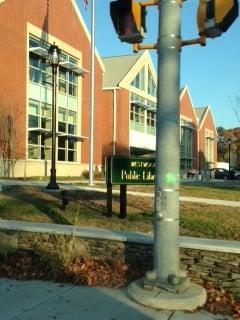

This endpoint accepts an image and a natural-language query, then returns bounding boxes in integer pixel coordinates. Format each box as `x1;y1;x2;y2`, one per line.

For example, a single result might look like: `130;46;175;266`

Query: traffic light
197;0;239;38
110;0;146;43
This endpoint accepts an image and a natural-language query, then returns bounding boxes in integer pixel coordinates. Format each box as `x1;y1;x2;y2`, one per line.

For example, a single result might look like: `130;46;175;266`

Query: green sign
106;156;155;185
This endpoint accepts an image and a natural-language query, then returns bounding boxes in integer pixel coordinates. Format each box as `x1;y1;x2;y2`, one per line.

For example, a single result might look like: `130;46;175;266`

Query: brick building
0;0;217;178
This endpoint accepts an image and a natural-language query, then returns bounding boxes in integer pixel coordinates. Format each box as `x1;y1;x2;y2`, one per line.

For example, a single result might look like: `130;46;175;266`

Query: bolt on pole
153;0;182;287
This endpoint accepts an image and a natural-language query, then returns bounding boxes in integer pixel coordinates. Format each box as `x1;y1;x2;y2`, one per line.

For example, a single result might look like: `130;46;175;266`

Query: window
28;132;51;160
29;36;78;95
205;131;214;163
180;120;193;170
58;108;67;133
130;105;144;123
130;104;145;132
146;111;156;135
147;68;156;97
41;103;51;130
28;36;80;162
130;93;156;134
29;51;52;87
58;54;78;97
58;136;77;162
57;107;77;161
28;99;52;130
131;67;145;91
59;67;67;93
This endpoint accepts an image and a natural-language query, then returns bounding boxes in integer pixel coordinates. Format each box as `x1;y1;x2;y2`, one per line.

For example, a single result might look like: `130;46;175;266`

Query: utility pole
88;0;95;186
110;0;238;311
128;0;206;310
153;0;181;287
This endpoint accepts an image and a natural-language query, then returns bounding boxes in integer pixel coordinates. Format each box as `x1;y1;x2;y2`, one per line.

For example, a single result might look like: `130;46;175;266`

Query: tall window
130;104;145;132
28;35;79;162
146;110;156;135
180;120;193;170
28;99;52;160
147;68;156;97
29;53;51;87
57;107;77;162
58;54;78;97
205;131;214;163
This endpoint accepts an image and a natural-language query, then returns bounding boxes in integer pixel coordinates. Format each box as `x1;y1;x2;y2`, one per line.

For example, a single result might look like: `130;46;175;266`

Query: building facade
0;0;104;178
0;0;217;178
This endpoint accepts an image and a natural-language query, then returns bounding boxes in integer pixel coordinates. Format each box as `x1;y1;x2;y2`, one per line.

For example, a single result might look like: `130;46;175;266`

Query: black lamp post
46;44;61;190
227;138;231;179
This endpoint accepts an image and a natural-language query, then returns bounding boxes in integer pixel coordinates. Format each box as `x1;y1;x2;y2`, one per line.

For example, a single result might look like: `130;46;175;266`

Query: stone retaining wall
2;229;239;300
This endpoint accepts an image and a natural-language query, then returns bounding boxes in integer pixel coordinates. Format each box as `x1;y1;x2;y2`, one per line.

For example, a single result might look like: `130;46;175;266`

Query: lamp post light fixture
46;43;61;190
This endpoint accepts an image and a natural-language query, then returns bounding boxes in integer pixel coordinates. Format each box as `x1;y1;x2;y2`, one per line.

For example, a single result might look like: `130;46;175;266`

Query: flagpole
88;0;95;185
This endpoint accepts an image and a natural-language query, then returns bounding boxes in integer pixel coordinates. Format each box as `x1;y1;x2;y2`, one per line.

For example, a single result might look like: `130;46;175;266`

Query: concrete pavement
1;179;240;207
0;278;233;320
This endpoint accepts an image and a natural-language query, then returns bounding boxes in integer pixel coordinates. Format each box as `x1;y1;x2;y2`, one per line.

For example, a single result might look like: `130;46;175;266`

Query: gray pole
128;1;207;309
154;0;181;286
88;0;95;186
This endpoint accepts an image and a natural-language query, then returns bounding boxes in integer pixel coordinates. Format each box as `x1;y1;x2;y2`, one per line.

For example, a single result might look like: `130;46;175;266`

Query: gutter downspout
113;88;117;155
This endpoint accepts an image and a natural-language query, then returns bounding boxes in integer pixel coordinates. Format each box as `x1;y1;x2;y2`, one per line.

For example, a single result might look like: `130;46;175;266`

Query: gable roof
102;54;142;88
179;86;198;125
195;107;208;125
196;106;218;135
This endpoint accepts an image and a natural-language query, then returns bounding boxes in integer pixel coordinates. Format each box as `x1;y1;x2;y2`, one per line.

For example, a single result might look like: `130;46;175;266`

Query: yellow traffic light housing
197;0;238;38
110;0;146;43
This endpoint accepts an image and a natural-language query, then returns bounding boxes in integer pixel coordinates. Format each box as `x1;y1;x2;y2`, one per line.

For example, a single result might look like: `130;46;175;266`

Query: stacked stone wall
2;230;239;299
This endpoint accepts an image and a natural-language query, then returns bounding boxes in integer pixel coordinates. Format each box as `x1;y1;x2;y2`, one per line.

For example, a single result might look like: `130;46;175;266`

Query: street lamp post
228;138;231;179
46;44;61;190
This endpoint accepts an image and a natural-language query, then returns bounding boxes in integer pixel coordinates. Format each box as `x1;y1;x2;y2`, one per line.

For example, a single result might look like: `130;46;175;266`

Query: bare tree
0;114;17;178
230;93;240;123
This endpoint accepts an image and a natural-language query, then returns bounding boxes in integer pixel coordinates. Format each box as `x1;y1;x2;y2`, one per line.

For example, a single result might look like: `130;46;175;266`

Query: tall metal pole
47;63;59;190
228;139;231;178
228;140;231;168
154;0;181;286
88;0;95;185
128;1;207;309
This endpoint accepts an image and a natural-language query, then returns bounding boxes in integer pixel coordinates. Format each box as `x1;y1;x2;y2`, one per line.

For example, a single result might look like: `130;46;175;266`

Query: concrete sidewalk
0;278;232;320
1;179;240;207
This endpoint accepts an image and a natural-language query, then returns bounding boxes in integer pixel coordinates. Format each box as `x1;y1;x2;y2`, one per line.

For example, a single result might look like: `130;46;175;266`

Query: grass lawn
0;184;240;241
75;181;240;201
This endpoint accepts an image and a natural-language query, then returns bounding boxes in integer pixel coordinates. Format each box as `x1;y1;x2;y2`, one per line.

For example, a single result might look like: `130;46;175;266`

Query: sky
76;0;240;130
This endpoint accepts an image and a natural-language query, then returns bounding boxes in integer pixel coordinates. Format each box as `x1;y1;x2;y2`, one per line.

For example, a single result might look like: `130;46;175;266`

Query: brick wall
0;0;104;165
180;89;198;170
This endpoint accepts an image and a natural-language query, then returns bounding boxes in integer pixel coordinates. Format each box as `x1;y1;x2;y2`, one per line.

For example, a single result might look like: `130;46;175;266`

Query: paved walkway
1;179;240;207
0;180;236;319
0;278;232;320
60;182;240;207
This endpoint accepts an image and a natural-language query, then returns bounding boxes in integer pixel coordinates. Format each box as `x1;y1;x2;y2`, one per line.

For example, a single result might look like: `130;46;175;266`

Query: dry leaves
204;282;240;319
0;251;239;318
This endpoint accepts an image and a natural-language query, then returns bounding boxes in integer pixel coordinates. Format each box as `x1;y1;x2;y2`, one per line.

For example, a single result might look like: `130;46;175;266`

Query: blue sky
76;0;240;129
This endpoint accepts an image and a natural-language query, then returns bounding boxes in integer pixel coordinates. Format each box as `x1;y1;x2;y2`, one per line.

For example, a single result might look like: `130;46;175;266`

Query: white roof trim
198;105;218;135
119;50;157;89
102;87;120;91
180;86;199;125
